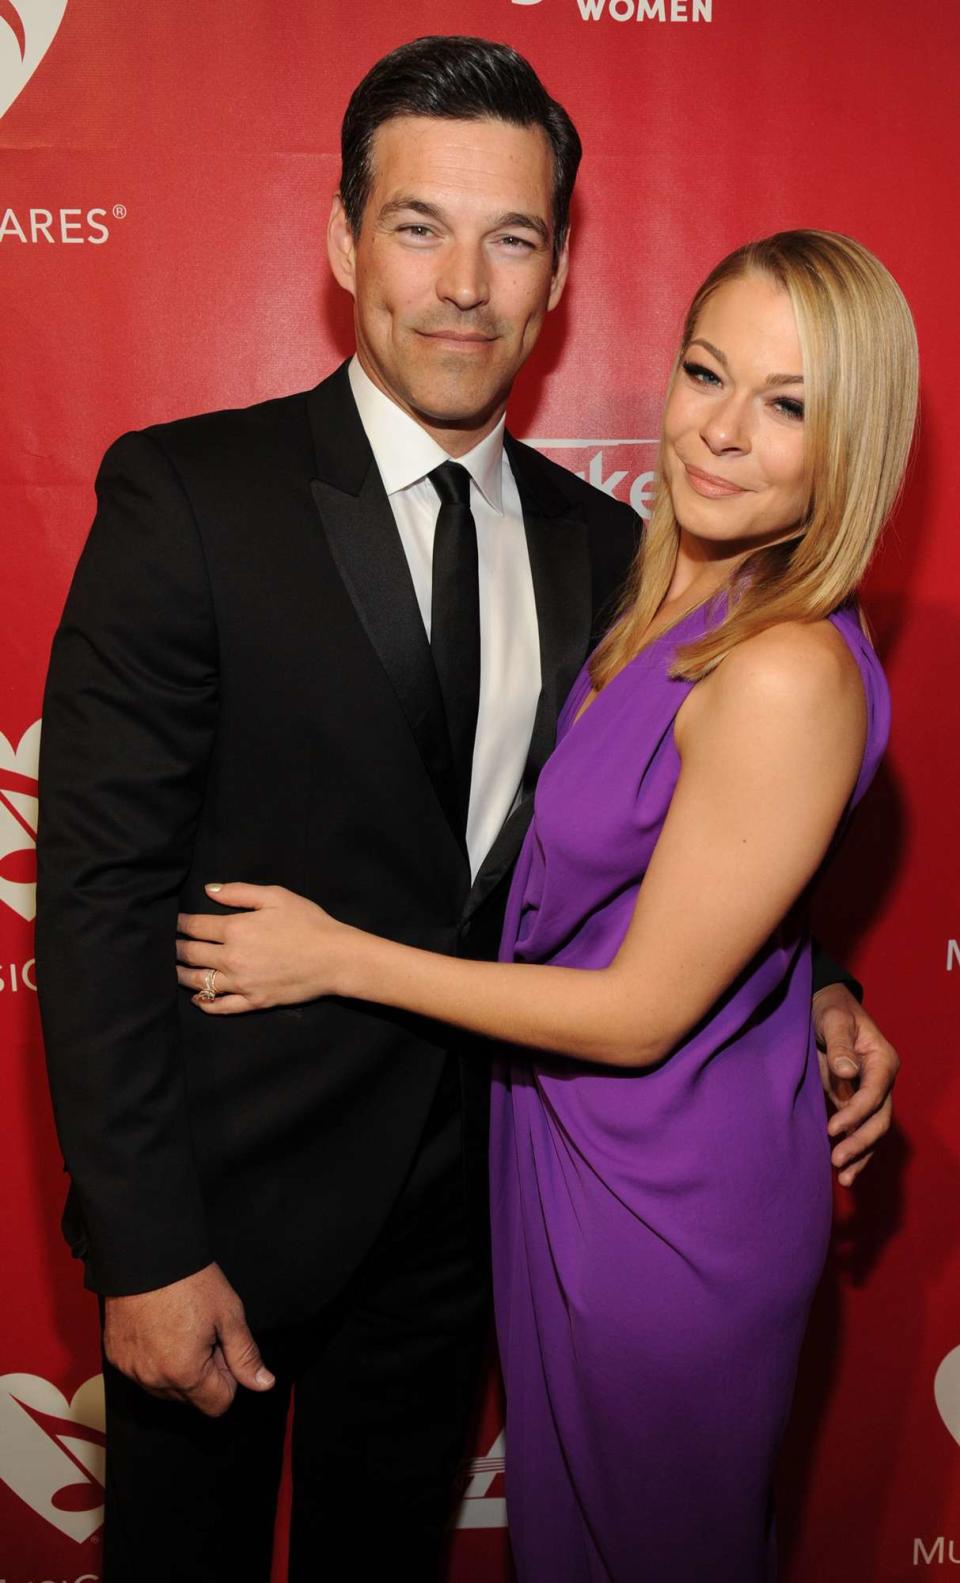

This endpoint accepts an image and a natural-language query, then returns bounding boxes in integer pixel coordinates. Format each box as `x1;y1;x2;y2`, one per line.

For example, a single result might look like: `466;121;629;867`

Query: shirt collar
348;356;505;514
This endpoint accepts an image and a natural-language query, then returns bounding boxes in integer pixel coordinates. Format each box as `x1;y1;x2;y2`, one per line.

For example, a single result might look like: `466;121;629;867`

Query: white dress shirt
348;357;541;880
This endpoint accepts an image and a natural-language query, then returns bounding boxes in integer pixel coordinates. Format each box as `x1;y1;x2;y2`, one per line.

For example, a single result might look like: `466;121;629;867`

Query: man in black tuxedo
37;34;898;1583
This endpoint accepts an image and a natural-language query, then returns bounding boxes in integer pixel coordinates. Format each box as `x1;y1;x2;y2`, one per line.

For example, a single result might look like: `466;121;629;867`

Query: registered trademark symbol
112;204;127;219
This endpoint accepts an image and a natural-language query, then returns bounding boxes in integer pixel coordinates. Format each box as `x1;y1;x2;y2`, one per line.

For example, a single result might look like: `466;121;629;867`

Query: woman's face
662;273;808;552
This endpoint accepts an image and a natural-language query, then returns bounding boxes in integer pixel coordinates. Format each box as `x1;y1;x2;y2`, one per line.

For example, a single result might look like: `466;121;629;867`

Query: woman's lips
683;463;748;498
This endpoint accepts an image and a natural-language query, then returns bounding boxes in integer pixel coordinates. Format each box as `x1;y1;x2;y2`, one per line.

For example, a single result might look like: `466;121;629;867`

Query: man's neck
353;350;507;458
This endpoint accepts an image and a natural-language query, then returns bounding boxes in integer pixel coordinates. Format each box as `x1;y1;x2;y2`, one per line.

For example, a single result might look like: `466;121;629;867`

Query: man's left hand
813;982;900;1188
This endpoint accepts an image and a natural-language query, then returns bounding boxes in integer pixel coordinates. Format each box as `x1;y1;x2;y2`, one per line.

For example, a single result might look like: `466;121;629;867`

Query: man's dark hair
340;35;581;265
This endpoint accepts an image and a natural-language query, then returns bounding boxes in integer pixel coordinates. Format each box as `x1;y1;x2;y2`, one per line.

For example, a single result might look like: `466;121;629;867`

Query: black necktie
429;460;480;838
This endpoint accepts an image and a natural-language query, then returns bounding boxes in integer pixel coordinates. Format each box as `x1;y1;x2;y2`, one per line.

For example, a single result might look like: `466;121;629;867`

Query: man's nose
435;243;490;311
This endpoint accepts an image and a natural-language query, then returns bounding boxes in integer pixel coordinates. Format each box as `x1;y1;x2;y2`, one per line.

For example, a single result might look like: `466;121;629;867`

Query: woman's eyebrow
687;338;803;386
687;336;727;367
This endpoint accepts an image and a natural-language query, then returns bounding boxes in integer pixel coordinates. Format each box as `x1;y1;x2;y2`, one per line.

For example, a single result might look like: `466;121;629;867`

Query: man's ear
547;231;571;314
327;194;358;298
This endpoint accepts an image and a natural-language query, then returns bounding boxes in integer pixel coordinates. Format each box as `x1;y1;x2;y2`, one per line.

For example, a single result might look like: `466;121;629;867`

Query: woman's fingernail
206;883;223;893
835;1058;858;1077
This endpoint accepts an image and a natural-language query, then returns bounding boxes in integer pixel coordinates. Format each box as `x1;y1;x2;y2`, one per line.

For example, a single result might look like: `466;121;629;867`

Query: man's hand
812;983;900;1188
103;1262;275;1418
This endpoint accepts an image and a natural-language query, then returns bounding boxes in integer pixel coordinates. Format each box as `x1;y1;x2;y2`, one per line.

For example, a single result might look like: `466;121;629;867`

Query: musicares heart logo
0;0;68;122
0;719;40;923
0;1372;105;1542
456;1431;507;1529
934;1346;960;1448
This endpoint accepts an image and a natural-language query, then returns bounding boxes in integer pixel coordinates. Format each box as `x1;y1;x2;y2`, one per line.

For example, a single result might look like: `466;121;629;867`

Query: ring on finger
197;968;219;1003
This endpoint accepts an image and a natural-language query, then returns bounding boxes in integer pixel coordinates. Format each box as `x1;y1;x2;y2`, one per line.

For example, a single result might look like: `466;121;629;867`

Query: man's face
328;115;569;444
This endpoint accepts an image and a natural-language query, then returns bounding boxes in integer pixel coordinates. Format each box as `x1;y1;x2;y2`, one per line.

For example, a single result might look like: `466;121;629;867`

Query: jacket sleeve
811;939;863;1002
36;429;218;1295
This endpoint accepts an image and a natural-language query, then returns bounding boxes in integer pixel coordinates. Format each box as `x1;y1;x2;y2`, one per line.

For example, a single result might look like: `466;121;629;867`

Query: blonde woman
178;231;917;1580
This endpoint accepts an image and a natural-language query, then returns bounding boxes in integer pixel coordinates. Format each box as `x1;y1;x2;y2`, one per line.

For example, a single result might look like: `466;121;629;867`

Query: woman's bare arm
177;622;867;1069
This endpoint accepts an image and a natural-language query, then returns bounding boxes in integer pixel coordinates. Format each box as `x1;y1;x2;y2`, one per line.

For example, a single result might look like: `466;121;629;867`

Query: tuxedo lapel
306;366;466;853
462;434;593;923
516;450;593;798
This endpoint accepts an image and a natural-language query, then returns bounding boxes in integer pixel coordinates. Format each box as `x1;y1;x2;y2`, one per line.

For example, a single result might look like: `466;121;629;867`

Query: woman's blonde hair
589;229;919;687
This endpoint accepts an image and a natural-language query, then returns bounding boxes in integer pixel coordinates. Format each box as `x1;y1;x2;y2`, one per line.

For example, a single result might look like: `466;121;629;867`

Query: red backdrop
2;2;958;1579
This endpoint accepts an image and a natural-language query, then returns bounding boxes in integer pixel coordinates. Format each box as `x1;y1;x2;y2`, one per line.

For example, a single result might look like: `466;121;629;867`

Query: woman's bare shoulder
709;619;861;704
679;619;866;751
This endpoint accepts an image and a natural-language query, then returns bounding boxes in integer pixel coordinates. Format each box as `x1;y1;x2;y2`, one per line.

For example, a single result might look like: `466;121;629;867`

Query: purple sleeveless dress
491;602;890;1582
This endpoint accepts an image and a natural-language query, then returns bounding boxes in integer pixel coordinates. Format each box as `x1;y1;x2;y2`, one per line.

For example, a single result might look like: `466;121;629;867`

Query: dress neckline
567;598;716;737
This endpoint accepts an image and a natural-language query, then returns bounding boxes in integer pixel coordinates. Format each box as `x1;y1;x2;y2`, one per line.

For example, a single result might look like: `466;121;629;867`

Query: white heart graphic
934;1346;960;1447
0;717;40;922
0;1373;105;1543
0;0;68;122
456;1430;507;1530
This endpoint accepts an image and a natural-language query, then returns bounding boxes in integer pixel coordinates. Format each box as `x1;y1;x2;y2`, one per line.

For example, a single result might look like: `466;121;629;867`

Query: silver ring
198;968;218;1003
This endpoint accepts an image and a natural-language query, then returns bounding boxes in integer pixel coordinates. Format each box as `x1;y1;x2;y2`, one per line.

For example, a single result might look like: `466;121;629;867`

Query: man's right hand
103;1262;275;1418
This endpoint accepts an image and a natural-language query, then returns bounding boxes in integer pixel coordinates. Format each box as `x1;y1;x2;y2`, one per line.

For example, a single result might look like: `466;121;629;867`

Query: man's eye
399;225;435;240
681;359;722;386
498;234;535;250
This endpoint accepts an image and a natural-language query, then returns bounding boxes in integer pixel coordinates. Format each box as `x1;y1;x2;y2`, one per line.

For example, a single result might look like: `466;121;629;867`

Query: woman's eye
773;397;805;420
682;359;722;386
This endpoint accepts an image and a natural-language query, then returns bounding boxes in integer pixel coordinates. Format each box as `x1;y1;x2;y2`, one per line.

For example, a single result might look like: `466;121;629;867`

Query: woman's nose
700;394;750;455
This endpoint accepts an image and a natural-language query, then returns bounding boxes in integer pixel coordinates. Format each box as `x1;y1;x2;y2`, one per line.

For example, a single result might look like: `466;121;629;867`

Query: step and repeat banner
1;1;957;1579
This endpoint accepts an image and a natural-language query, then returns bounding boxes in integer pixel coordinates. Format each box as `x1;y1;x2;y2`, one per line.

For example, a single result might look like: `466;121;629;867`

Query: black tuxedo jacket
36;362;639;1330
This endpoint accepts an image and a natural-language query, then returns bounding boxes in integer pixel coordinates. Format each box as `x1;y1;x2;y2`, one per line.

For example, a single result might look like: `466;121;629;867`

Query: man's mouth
416;329;498;346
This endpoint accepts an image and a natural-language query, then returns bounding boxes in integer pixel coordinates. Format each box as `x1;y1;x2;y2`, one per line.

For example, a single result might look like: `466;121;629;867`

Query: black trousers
100;1059;491;1582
